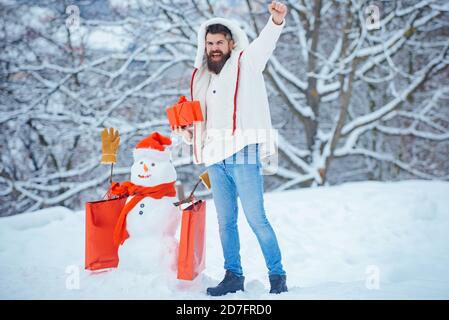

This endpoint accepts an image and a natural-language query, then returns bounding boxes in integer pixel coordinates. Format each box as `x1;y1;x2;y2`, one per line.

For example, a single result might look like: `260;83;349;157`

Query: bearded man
176;1;288;296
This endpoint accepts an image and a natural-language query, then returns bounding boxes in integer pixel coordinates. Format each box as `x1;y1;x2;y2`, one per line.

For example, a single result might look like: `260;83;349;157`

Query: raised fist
268;1;288;25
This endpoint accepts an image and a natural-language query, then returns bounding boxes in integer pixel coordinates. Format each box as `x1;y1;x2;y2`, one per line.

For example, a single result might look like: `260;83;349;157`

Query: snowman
109;132;179;275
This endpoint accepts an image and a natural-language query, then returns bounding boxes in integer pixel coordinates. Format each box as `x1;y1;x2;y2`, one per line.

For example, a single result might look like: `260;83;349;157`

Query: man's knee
246;213;270;231
218;220;238;233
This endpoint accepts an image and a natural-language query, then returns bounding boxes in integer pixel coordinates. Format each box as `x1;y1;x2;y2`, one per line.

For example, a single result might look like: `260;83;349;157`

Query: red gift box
166;96;204;130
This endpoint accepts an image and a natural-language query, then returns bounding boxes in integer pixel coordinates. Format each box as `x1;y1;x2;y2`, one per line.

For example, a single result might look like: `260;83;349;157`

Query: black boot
269;274;288;294
207;270;245;296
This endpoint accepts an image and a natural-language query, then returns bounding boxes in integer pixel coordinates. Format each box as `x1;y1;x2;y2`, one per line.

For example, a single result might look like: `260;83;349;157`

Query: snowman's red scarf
108;181;177;246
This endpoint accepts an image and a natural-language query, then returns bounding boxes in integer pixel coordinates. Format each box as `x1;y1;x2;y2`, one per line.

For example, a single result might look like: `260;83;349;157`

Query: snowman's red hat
133;132;172;161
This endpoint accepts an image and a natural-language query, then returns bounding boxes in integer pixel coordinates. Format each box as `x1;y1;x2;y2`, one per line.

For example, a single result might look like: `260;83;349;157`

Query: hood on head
195;17;249;69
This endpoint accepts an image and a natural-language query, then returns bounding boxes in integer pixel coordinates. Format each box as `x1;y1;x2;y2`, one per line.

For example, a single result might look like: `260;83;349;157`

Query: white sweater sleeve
243;16;285;73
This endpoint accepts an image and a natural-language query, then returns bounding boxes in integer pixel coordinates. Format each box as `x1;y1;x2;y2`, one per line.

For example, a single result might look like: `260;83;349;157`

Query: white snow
1;180;449;300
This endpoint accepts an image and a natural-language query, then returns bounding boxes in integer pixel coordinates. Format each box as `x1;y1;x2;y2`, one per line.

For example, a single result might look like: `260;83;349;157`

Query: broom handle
109;163;114;185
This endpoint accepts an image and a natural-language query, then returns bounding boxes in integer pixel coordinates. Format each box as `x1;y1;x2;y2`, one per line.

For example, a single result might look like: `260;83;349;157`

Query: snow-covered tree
1;0;448;216
0;0;195;215
259;0;449;189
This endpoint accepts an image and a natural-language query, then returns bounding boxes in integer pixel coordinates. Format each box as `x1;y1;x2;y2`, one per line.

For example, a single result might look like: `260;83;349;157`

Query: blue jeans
206;144;286;276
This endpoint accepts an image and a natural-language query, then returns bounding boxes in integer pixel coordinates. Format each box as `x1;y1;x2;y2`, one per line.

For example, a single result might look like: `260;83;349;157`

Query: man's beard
206;50;231;74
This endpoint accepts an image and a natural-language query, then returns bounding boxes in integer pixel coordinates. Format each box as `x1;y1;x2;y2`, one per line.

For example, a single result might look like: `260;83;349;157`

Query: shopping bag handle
173;178;201;207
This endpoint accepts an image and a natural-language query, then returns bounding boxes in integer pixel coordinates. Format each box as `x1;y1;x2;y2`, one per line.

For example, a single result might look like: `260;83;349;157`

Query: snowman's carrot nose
143;163;149;172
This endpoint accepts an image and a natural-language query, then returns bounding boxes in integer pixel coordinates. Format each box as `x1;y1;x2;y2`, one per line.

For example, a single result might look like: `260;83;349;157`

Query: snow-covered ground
1;180;449;300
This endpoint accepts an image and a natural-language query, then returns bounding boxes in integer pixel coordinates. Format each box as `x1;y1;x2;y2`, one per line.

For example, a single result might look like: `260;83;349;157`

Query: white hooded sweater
184;16;285;167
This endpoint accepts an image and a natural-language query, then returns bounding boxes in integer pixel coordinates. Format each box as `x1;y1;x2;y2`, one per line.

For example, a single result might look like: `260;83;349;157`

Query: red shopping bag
177;200;206;280
85;197;127;271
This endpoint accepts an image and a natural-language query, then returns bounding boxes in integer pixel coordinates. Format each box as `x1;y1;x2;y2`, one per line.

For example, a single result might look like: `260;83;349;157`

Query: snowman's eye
140;161;143;165
151;163;155;167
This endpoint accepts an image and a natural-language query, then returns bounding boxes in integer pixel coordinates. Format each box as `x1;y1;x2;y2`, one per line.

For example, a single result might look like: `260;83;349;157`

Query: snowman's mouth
138;174;151;179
